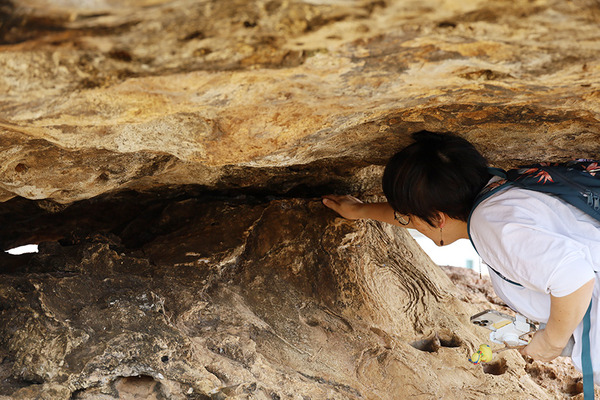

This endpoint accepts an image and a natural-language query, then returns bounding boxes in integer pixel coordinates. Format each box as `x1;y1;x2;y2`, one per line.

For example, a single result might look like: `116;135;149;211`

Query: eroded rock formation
0;196;575;399
1;0;600;204
1;0;600;398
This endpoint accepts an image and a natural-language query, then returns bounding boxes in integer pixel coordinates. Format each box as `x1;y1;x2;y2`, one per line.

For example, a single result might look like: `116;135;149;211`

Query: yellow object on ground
469;344;493;364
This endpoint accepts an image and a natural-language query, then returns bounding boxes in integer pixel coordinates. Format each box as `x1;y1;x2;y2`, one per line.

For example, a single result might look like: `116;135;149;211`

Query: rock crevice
2;0;600;398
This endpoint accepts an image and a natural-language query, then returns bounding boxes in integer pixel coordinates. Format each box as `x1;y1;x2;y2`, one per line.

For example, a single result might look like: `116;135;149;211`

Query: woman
322;131;599;385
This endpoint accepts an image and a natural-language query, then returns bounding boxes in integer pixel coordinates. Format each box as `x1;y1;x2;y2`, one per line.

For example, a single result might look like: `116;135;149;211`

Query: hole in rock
113;375;162;398
410;336;439;353
564;377;583;396
5;244;38;255
410;331;462;353
483;358;508;375
525;361;559;381
437;330;462;348
181;30;205;41
438;20;457;28
70;388;85;398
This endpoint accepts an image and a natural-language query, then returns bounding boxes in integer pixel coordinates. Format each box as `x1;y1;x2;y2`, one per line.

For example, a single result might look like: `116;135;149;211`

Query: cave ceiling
0;0;598;208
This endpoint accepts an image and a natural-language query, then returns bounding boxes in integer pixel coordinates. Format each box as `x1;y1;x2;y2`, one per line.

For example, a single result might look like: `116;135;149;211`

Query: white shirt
469;184;600;383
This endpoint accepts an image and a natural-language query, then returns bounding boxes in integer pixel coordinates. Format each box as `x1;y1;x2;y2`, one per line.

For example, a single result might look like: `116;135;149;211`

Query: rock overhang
1;0;599;207
2;1;600;398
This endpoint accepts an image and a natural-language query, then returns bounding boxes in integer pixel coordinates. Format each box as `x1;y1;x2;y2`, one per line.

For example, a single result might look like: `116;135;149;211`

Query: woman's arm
520;278;595;361
322;195;416;228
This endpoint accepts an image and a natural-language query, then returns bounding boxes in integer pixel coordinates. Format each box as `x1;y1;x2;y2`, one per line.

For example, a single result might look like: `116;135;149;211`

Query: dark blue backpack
468;159;600;399
474;159;600;219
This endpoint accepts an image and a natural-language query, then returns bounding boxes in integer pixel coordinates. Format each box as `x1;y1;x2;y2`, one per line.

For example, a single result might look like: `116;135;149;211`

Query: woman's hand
519;329;565;362
520;278;595;362
322;195;365;220
322;195;409;227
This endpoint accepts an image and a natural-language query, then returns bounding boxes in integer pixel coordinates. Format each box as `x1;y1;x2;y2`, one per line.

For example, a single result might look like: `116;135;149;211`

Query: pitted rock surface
2;0;600;398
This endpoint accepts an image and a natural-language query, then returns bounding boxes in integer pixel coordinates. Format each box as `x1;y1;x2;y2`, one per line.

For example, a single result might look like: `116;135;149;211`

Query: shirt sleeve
470;188;597;297
545;252;596;297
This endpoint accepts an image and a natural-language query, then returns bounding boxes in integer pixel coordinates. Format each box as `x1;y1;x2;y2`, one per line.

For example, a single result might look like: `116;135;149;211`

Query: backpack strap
486;266;523;287
506;161;600;221
474;167;509;203
582;301;595;400
467;167;512;257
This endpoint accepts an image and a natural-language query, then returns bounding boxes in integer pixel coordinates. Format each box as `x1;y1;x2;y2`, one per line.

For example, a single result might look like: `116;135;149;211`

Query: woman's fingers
321;195;363;219
322;196;341;213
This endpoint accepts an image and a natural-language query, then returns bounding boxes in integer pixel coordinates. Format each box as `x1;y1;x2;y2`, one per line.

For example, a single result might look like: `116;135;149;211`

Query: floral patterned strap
510;159;600;185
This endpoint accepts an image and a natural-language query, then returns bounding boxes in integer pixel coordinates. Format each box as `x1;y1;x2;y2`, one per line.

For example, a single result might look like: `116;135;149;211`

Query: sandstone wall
1;0;599;204
1;0;600;398
0;196;575;399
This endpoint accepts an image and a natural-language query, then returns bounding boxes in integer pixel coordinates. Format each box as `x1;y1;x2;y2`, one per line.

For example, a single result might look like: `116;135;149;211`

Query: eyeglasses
393;210;410;226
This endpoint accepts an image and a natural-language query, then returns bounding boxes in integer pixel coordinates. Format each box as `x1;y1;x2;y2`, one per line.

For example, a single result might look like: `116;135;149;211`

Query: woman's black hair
382;130;490;226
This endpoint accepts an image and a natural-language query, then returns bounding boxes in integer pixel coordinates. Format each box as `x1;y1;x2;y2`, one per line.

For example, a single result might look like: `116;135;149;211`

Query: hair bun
411;130;448;145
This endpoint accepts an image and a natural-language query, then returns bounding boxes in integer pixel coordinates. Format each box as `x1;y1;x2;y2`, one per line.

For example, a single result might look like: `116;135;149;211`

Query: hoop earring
440;228;444;246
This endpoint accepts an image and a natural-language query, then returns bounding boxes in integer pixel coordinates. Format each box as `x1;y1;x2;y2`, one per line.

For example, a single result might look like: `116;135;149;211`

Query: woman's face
410;216;443;246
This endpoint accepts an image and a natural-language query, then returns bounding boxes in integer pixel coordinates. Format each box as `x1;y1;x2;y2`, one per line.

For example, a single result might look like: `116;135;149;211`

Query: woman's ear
437;212;447;229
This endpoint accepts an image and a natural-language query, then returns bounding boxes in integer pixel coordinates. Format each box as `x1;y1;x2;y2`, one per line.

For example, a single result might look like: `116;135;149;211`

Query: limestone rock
1;0;599;203
2;0;600;398
1;197;584;399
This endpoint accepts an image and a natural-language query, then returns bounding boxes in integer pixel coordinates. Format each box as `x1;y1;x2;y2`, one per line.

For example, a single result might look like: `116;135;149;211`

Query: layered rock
0;197;579;399
1;0;599;204
1;0;600;398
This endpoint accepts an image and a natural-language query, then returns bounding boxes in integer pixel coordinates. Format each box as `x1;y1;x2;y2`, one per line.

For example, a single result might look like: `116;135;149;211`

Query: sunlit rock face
1;0;599;203
1;0;600;398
